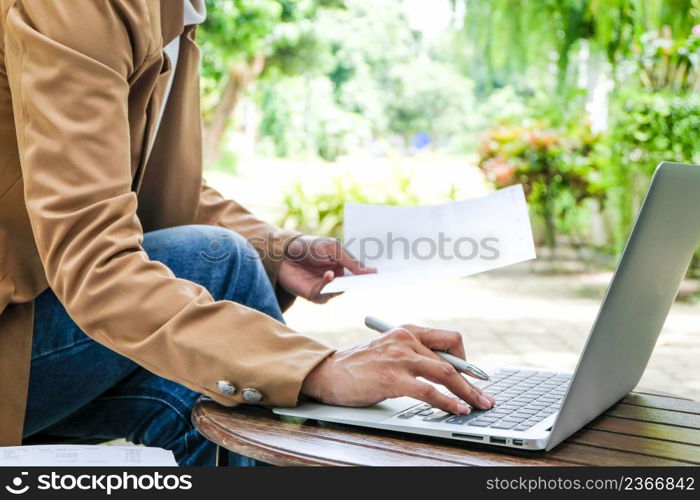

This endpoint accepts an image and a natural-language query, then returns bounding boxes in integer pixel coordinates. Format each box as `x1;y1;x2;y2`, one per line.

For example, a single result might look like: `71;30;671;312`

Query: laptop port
490;437;507;445
512;439;524;446
451;433;483;441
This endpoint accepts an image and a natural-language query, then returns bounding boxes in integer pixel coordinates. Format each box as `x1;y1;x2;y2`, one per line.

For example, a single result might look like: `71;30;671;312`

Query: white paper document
322;185;536;293
0;445;177;467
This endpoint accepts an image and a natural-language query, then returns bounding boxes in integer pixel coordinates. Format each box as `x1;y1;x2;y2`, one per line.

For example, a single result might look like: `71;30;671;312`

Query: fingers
287;236;377;279
403;378;471;415
308;270;338;303
401;324;466;360
338;247;376;275
319;239;376;275
381;329;494;410
412;357;494;410
406;340;488;397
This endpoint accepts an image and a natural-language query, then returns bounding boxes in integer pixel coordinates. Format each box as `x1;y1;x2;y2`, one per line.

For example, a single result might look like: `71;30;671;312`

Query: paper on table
322;185;536;293
0;445;177;467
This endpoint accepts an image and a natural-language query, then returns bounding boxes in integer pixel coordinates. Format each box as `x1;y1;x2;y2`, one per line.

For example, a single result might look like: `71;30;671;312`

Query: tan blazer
0;0;333;445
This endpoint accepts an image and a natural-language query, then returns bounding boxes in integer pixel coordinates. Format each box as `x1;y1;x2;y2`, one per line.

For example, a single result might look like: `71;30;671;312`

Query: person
0;0;494;465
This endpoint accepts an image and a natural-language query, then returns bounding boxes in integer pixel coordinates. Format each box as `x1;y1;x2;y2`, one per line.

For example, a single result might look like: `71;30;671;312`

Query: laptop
275;162;700;451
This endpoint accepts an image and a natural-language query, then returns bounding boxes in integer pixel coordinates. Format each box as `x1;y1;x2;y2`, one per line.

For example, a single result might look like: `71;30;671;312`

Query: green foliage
255;0;479;159
199;0;343;125
280;180;367;236
202;0;700;276
600;91;700;249
459;0;700;91
385;58;477;143
257;76;372;160
477;123;602;248
634;28;700;92
199;0;282;101
279;173;421;237
200;0;341;69
200;0;282;65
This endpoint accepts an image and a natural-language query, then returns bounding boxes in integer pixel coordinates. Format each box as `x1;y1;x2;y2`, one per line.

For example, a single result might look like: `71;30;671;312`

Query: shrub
278;172;421;237
477;123;602;250
599;90;700;275
634;28;700;93
258;76;372;161
601;92;700;250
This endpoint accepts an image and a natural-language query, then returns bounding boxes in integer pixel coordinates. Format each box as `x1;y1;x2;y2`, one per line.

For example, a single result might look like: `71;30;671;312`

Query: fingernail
457;403;471;414
479;395;493;408
486;394;497;405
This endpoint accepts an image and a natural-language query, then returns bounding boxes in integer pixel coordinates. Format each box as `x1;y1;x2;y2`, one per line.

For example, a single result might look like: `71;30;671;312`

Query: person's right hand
300;324;496;414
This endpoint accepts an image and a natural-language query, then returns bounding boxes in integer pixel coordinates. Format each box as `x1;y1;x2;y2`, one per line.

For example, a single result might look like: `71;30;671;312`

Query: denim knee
142;225;280;313
190;226;280;307
193;225;261;269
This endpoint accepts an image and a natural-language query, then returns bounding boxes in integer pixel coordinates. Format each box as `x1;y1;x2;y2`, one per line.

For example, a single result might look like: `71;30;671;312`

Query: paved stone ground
284;262;700;401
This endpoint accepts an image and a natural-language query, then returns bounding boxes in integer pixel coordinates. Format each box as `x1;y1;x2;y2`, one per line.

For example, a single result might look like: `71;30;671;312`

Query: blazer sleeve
196;182;301;286
3;0;333;407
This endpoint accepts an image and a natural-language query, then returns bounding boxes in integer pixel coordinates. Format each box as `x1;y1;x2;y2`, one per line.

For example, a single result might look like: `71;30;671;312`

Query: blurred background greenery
193;0;700;399
198;0;700;274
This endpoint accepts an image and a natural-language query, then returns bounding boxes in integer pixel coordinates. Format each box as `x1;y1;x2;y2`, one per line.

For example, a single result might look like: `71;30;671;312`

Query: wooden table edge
192;403;347;466
193;388;699;467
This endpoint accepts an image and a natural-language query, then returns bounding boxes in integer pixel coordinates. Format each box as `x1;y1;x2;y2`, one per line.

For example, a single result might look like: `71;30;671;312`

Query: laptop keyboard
396;369;571;432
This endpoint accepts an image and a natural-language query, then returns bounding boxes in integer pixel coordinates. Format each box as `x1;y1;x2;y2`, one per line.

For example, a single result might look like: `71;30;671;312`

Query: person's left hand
278;235;376;303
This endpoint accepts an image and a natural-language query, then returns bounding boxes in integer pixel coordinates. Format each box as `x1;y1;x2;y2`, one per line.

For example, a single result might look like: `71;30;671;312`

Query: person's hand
278;235;376;303
301;324;496;414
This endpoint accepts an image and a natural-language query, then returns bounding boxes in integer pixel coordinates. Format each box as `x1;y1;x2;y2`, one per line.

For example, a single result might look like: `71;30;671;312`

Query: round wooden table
192;388;700;466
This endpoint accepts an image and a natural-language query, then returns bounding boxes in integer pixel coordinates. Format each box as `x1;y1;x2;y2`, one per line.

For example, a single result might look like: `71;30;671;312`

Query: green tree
199;0;343;162
457;0;700;91
319;0;418;135
385;57;477;146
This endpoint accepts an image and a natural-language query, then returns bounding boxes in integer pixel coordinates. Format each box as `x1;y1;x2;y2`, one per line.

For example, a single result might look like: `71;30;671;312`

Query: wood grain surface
193;388;700;466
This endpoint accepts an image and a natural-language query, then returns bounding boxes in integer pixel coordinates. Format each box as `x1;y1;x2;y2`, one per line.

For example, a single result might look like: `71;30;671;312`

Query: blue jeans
24;225;285;466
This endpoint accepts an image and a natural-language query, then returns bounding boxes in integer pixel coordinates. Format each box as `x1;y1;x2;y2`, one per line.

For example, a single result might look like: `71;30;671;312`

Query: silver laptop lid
547;162;700;450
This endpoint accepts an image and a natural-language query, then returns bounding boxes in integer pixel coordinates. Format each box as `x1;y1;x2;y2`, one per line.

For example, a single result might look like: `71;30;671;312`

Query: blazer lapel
161;0;185;47
131;1;185;192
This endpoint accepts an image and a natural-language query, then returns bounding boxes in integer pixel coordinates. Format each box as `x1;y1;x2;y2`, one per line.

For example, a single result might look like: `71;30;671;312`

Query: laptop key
467;420;491;427
444;415;476;425
500;404;522;411
491;421;518;429
398;412;418;419
423;411;450;422
477;417;500;423
516;407;538;414
486;412;509;419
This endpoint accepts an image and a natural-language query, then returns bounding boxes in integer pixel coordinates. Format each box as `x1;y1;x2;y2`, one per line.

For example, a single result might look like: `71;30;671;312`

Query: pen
364;316;490;381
